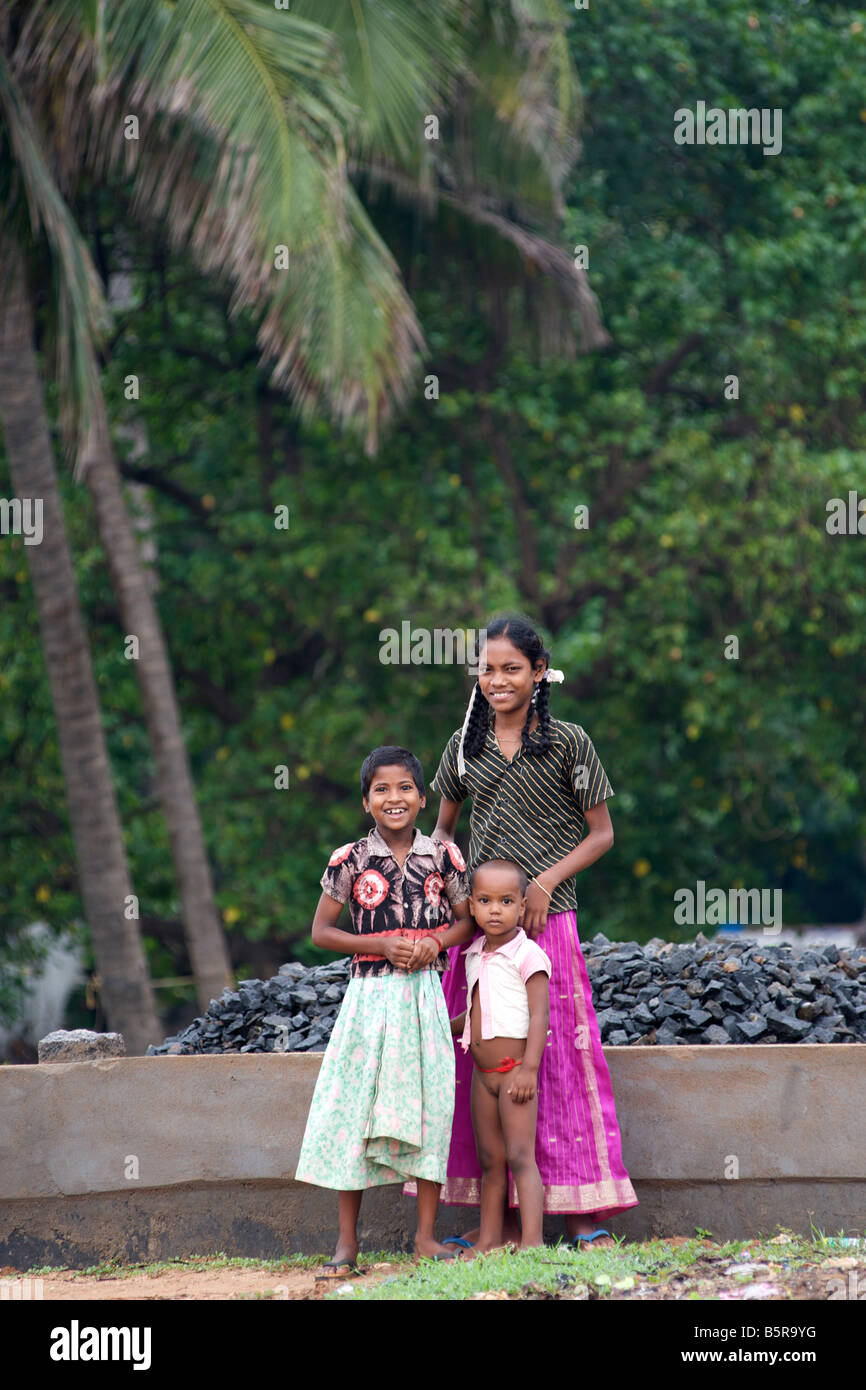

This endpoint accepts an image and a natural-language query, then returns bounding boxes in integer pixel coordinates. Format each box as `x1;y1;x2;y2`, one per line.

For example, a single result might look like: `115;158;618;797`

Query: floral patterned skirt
294;969;455;1190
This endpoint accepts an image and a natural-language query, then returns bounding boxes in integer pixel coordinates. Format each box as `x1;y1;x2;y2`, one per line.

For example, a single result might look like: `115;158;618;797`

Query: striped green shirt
431;717;614;915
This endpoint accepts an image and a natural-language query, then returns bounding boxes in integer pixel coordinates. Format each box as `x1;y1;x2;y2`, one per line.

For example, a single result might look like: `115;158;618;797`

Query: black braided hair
461;681;491;761
529;672;552;757
463;614;554;761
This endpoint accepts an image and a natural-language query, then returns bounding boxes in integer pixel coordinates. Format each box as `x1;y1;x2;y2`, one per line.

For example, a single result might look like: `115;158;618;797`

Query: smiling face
470;862;526;947
362;763;425;834
478;635;546;717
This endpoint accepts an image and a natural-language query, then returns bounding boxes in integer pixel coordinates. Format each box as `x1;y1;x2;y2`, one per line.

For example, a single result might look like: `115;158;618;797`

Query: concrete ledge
1;1047;863;1265
3;1179;861;1267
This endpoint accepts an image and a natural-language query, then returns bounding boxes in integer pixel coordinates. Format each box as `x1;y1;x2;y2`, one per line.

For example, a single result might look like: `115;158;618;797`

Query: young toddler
449;858;551;1251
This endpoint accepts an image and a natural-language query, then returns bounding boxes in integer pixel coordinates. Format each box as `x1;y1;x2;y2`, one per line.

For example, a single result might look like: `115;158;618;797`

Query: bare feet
414;1235;459;1260
457;1216;522;1246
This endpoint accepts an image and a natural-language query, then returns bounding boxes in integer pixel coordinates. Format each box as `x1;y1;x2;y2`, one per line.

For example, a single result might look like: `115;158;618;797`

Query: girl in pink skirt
407;613;637;1247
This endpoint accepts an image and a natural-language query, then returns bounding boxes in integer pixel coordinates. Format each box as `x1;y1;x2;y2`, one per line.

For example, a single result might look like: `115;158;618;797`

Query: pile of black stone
145;933;866;1055
588;933;866;1045
146;961;349;1056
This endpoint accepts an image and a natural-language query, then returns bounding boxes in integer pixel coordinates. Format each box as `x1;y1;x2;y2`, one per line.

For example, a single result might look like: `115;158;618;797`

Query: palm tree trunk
78;389;234;1010
0;234;160;1055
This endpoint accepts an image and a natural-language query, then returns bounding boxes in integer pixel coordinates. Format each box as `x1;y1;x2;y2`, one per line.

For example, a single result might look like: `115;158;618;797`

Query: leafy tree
3;0;864;1042
0;0;593;1031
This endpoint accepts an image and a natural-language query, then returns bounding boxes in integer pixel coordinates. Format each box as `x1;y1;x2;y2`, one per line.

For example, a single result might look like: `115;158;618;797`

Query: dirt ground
0;1261;401;1301
2;1240;863;1300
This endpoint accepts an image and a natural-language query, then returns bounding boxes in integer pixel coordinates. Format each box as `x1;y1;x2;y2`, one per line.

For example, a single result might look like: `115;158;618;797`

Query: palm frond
0;40;107;460
13;0;428;449
287;0;467;162
352;0;600;352
6;0;599;449
116;112;425;450
500;0;583;195
438;191;609;354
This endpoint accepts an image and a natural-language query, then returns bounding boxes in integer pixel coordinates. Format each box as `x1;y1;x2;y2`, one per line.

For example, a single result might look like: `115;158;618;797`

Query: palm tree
0;229;161;1056
20;0;602;437
1;1;423;1034
0;0;603;1046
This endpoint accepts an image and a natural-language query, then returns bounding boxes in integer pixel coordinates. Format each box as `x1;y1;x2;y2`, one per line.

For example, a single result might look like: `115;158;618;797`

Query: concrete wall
1;1047;863;1267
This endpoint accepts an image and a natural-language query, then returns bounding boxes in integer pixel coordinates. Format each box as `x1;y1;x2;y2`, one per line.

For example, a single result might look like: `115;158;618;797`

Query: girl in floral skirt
295;746;474;1273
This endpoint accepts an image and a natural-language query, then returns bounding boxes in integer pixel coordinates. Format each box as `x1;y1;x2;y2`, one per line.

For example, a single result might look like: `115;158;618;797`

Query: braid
518;691;534;753
462;681;492;760
523;673;553;757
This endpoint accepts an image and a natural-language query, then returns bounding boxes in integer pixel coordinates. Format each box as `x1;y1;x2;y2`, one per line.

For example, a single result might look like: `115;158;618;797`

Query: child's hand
381;937;417;970
450;1012;466;1037
407;936;441;971
506;1067;538;1104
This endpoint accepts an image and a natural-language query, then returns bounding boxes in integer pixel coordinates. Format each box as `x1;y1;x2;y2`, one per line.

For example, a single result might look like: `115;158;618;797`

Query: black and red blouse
320;825;470;978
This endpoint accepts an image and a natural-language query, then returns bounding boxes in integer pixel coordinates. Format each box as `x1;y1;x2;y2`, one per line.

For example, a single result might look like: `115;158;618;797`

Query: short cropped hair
470;859;528;896
360;746;425;800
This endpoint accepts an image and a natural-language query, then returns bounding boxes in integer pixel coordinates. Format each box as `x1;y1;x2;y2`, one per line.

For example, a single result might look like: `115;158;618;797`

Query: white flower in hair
544;668;565;682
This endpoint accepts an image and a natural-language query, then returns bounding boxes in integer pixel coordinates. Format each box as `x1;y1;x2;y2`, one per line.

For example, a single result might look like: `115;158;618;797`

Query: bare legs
414;1179;459;1258
333;1182;455;1264
458;1073;615;1250
468;1068;543;1252
332;1190;362;1267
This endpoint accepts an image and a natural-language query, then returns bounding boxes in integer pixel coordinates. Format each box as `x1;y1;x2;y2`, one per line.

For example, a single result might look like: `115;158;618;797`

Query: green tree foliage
2;0;865;1022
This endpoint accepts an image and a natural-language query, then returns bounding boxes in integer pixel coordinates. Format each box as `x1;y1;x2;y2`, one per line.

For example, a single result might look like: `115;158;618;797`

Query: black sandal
316;1260;361;1280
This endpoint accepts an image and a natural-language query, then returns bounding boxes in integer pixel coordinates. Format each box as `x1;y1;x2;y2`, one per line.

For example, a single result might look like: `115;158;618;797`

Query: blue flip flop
442;1236;474;1250
570;1228;612;1248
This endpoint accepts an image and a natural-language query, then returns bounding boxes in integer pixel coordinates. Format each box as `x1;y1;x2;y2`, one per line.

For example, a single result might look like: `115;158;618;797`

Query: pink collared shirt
460;928;551;1052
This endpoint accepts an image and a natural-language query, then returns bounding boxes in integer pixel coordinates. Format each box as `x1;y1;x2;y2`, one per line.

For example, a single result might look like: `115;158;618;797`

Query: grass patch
18;1225;861;1297
334;1229;849;1301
